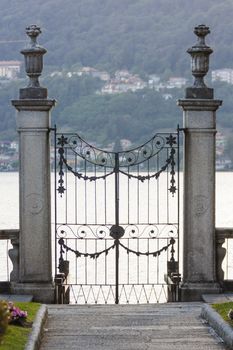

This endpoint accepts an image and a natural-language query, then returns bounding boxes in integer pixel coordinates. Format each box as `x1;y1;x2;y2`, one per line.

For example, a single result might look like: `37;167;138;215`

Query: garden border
25;304;48;350
201;303;233;349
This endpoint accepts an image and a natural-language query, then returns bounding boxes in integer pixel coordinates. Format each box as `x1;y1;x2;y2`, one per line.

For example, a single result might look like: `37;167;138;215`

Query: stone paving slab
203;294;233;304
39;303;228;350
0;294;33;302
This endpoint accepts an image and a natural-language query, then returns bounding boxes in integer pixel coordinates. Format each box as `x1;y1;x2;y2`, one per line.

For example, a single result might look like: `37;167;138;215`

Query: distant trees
0;75;231;149
52;83;182;146
0;0;233;76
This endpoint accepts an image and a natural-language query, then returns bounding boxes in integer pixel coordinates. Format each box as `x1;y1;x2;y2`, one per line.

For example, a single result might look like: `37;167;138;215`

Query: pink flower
8;302;27;321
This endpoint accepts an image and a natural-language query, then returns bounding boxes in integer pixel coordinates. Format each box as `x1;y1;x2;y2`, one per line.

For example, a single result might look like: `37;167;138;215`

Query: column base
180;282;222;302
11;282;55;304
19;87;47;99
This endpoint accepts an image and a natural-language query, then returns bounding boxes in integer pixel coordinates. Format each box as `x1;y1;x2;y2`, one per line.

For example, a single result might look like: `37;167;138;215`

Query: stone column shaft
13;100;55;283
178;24;222;300
11;25;56;303
179;100;221;300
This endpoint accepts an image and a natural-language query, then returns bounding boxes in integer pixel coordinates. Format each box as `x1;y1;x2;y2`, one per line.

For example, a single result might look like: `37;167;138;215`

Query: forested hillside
0;0;233;147
0;0;233;75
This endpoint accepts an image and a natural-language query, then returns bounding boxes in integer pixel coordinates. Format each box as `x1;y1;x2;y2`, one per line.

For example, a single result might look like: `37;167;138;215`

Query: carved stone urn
20;24;47;99
186;24;213;99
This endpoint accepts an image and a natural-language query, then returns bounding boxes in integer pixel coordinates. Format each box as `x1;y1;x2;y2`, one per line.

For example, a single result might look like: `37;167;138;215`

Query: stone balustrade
216;227;233;285
0;229;19;283
0;227;230;291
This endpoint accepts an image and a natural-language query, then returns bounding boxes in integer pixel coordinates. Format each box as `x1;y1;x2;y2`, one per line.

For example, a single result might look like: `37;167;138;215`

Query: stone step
40;303;227;350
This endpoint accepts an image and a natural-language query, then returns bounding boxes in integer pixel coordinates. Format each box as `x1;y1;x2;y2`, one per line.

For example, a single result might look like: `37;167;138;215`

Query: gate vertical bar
177;125;180;300
54;125;57;275
115;152;120;304
178;127;180;269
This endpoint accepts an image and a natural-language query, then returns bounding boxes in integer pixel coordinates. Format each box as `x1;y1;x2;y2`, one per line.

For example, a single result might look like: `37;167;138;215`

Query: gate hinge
177;127;186;132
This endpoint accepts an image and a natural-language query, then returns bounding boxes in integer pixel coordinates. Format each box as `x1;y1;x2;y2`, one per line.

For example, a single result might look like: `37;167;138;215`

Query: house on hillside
77;67;110;81
166;77;187;89
0;61;21;80
216;133;227;157
0;140;19;153
148;74;160;89
100;71;147;94
212;68;233;84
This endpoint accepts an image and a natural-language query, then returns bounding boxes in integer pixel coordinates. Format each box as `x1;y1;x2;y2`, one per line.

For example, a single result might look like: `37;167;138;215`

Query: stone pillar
178;25;222;301
11;25;55;303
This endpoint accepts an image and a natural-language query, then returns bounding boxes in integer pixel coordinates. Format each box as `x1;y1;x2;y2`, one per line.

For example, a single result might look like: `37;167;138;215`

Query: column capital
12;99;56;112
12;99;56;130
178;99;222;111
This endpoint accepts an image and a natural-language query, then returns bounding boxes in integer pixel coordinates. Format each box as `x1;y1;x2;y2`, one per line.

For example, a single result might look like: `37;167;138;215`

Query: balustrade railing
216;228;233;290
0;227;232;296
0;230;19;292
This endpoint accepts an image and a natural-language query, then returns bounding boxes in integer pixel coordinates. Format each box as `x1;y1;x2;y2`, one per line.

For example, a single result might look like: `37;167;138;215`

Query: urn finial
186;24;213;99
20;24;47;99
193;24;210;47
25;24;42;48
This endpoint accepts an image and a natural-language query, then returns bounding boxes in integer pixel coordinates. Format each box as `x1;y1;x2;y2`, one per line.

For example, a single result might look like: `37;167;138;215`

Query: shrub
0;300;9;344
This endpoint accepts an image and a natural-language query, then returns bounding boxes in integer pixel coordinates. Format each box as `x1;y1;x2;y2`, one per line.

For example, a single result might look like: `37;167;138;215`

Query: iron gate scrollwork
54;129;180;304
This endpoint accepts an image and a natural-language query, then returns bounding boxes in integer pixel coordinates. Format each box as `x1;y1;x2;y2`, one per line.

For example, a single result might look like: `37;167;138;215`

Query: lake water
0;172;233;302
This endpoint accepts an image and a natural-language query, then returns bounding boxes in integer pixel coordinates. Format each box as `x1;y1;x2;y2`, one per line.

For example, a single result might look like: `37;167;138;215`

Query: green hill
0;0;232;146
0;0;232;75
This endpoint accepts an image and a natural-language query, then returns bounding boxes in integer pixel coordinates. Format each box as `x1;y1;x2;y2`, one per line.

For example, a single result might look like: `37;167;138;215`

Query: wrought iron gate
54;129;180;304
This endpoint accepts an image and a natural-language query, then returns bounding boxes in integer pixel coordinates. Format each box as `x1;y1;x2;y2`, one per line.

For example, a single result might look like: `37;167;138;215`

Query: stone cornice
12;99;56;111
178;99;222;111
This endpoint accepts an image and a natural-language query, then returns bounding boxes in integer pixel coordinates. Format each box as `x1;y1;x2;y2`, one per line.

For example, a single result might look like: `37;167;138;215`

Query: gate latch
110;225;125;240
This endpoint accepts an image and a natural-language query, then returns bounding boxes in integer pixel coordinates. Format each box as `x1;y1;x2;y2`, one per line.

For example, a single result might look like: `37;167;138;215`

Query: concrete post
11;25;55;303
178;25;222;301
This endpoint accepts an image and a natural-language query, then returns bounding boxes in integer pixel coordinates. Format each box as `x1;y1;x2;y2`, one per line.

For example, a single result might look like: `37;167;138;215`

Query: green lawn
212;301;233;327
1;301;41;350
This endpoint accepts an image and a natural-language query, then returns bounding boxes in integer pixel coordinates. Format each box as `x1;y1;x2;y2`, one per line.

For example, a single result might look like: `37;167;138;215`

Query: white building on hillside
0;61;21;79
167;77;187;88
212;69;233;84
77;67;110;81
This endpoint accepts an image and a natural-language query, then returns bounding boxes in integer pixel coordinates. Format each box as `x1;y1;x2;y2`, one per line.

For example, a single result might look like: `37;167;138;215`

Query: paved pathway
40;302;228;350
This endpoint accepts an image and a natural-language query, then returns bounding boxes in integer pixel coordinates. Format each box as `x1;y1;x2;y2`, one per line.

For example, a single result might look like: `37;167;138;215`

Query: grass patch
1;301;41;350
212;301;233;327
